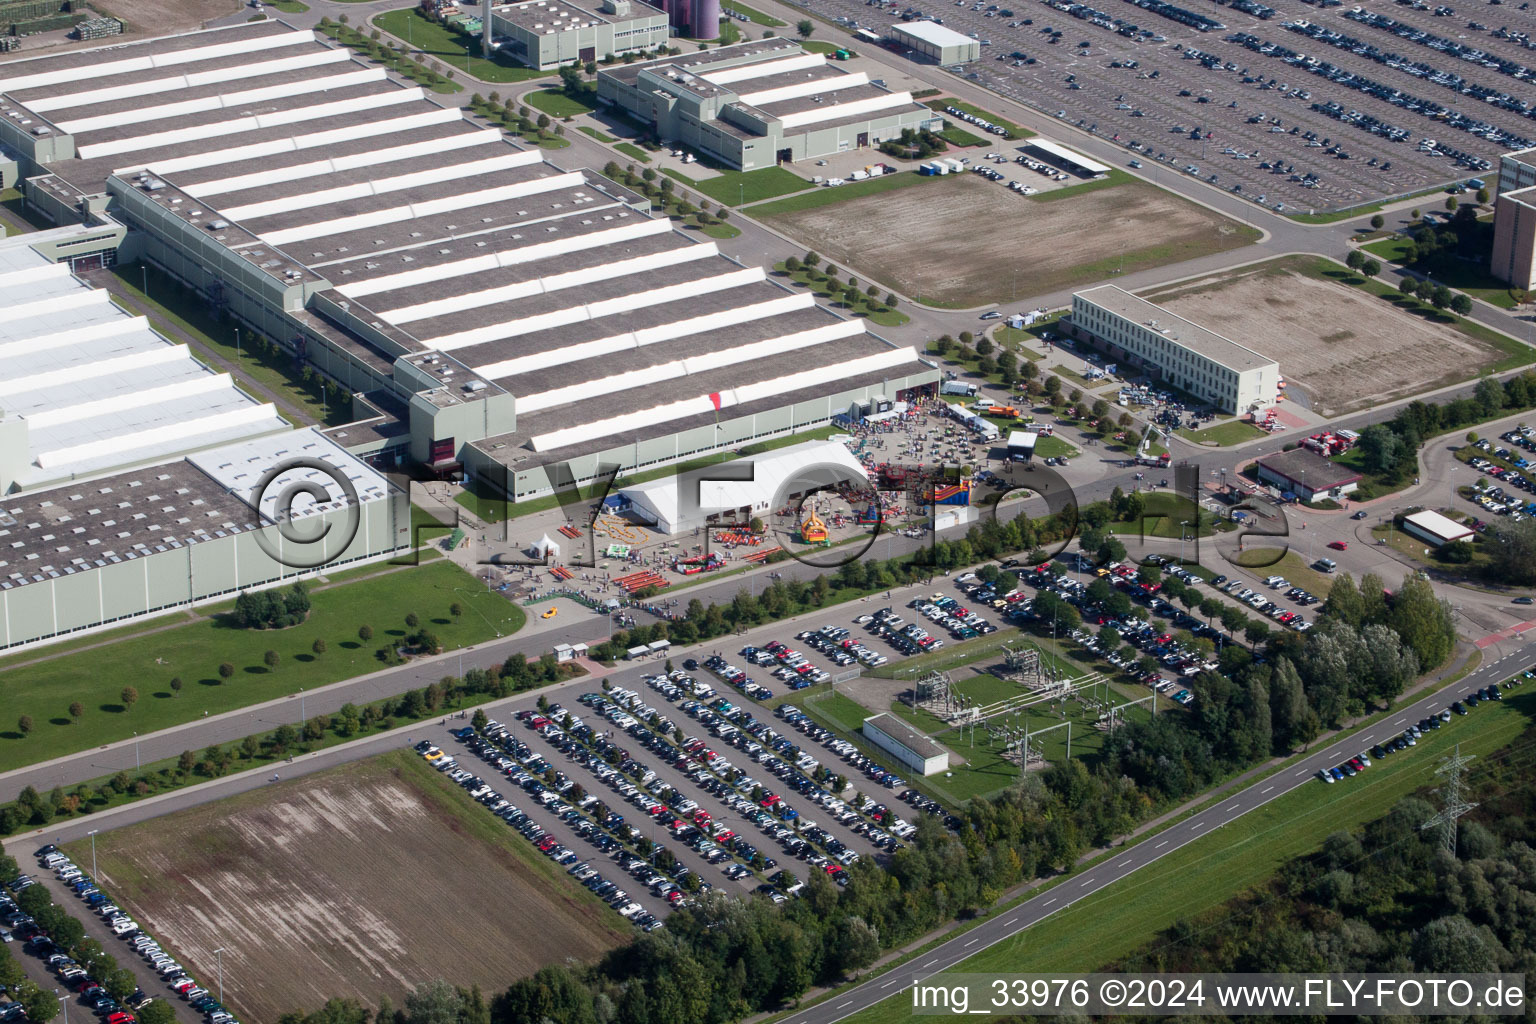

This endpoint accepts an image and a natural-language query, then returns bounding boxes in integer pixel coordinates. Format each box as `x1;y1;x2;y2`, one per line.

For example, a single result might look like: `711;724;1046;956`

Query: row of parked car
698;654;777;700
421;733;669;930
12;847;234;1024
1317;675;1524;783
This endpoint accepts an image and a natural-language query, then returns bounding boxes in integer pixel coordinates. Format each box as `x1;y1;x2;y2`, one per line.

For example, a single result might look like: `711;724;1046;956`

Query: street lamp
55;990;67;1024
133;731;139;772
299;687;306;728
213;947;227;1006
87;829;98;880
1179;521;1192;565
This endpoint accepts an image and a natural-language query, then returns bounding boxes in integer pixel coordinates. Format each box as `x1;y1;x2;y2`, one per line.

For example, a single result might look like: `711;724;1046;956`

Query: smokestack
482;0;493;55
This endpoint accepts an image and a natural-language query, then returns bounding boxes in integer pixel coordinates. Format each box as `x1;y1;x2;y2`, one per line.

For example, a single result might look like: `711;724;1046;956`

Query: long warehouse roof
0;239;286;490
1;20;925;478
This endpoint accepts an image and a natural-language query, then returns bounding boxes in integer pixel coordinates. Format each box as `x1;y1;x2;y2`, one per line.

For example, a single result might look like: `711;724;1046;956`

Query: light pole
55;990;67;1024
133;731;139;771
87;829;98;879
214;947;227;1006
299;688;306;729
140;264;147;299
1179;521;1192;564
235;326;241;366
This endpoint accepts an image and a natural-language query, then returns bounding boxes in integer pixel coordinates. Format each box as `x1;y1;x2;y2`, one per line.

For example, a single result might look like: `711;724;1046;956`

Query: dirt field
759;173;1257;308
0;0;245;56
70;751;628;1022
1143;258;1510;416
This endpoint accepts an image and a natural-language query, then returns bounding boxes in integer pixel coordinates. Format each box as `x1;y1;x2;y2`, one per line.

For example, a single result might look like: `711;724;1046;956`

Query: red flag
709;392;722;411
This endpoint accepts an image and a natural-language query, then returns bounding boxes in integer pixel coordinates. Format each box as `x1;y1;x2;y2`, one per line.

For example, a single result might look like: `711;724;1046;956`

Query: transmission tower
1420;743;1478;856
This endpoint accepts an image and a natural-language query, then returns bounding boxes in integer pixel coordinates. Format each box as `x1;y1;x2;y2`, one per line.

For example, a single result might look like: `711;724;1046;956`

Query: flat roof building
887;20;981;64
484;0;669;70
1025;137;1109;177
0;19;935;506
598;39;938;169
1254;448;1361;501
1006;429;1038;461
1491;148;1536;291
862;713;948;776
1402;509;1475;547
1069;286;1280;414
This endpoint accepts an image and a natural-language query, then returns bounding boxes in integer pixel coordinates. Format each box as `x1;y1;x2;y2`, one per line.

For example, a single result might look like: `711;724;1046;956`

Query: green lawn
113;264;350;428
800;40;844;54
1231;548;1337;597
665;165;810;207
372;8;552;83
269;0;308;11
0;560;526;772
614;142;652;163
525;87;596;118
747;169;941;215
936;124;988;148
1105;490;1215;540
842;690;1536;1024
578;125;615;142
1361;235;1521;310
923;98;1032;139
723;0;786;25
1178;419;1267;446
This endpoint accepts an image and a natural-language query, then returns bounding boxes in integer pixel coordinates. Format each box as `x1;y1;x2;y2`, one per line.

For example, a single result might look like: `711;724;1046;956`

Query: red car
107;1014;136;1024
1328;540;1348;550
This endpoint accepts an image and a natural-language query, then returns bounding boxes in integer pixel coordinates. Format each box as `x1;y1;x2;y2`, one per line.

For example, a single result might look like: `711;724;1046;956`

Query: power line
1420;742;1478;857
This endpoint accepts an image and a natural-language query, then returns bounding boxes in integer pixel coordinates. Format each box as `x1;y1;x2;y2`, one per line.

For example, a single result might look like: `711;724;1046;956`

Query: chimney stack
482;0;493;55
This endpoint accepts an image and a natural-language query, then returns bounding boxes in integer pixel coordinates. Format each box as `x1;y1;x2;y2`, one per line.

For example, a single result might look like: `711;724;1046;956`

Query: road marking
839;1001;852;1009
1118;858;1132;866
1226;802;1239;811
1045;897;1057;905
923;959;937;968
882;980;898;989
1191;821;1205;829
1005;918;1019;927
1080;878;1095;886
966;938;979;947
1394;717;1406;725
1261;785;1274;794
1155;839;1168;849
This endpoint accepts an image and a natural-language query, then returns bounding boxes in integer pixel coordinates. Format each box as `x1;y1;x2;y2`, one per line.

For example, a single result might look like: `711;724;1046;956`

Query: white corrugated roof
891;19;979;48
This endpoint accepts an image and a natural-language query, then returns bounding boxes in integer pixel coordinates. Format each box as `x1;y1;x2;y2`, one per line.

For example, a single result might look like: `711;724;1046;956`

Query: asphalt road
779;638;1536;1024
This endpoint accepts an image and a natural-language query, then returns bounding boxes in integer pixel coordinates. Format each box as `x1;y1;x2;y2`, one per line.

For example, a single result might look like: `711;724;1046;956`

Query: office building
1068;285;1280;414
483;0;669;70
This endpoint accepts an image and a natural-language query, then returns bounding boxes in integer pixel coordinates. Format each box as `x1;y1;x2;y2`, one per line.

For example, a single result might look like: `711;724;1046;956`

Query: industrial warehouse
480;0;672;71
597;39;939;169
0;19;934;645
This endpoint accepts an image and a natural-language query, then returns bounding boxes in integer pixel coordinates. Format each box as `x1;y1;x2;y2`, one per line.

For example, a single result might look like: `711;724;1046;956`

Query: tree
135;1001;177;1024
1431;284;1453;310
405;612;420;629
359;624;373;642
218;661;234;680
1345;248;1366;271
838;916;881;977
403;978;466;1024
69;701;84;721
21;988;58;1023
312;637;327;657
797;18;814;37
1356;423;1404;476
264;649;280;671
170;676;183;697
120;686;138;712
1361;258;1381;280
1370;213;1384;229
1445;195;1458;212
1476;187;1490;205
1450;293;1472;316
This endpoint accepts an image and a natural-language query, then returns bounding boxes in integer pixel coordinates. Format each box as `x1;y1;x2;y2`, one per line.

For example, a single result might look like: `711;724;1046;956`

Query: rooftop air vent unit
464;379;488;392
209;219;229;229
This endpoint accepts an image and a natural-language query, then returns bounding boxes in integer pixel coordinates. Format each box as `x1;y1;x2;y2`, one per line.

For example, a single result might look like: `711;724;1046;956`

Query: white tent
529;533;561;559
620;439;870;534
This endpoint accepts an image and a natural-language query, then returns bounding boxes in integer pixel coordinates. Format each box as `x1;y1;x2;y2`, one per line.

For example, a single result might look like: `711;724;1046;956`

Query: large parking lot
806;0;1536;210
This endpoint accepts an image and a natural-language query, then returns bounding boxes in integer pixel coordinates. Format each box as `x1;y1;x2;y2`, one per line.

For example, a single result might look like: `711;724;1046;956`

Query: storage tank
691;0;721;38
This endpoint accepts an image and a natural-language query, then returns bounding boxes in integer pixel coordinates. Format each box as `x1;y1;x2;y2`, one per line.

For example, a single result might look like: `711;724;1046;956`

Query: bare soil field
70;751;628;1022
1143;257;1509;416
759;173;1257;308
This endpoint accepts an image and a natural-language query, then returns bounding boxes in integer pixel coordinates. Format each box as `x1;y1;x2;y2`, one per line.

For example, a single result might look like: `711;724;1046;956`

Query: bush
231;582;310;629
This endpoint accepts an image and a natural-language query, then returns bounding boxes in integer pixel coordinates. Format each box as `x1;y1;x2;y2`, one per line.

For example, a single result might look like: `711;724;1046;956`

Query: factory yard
1141;256;1513;415
69;751;629;1023
96;0;241;38
760;171;1256;306
812;0;1536;212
